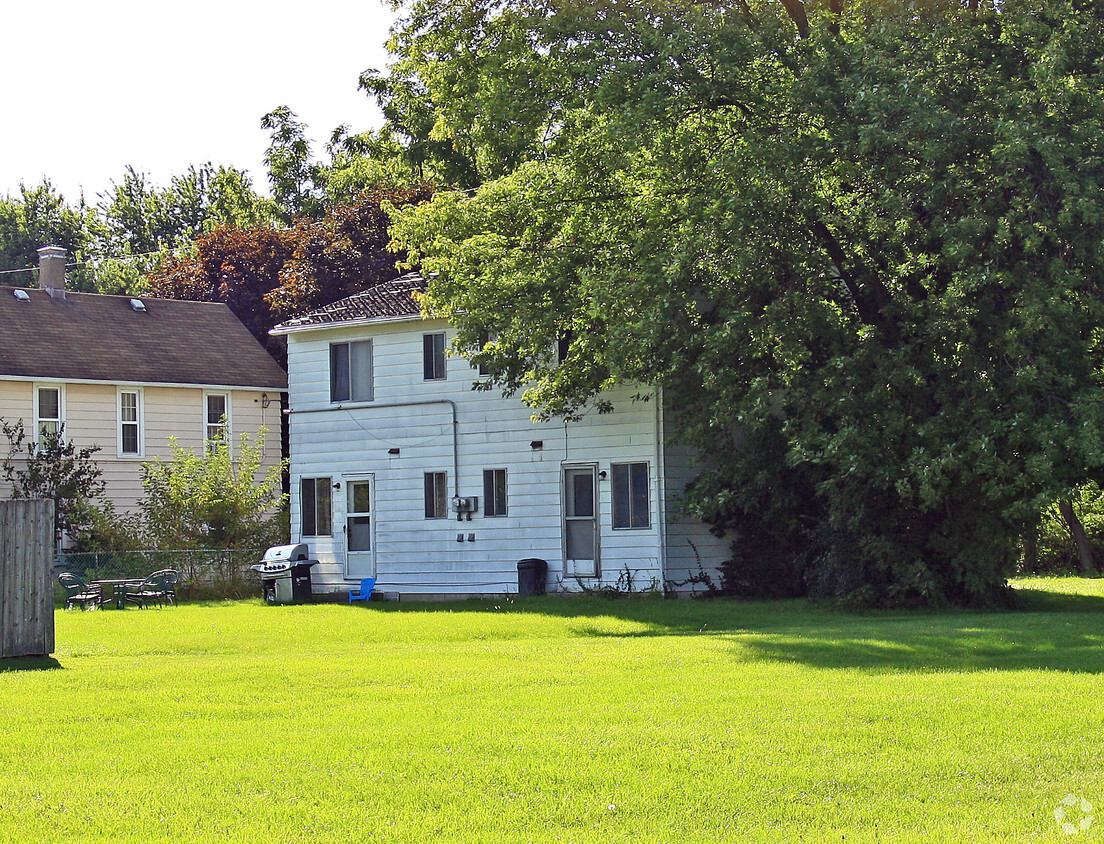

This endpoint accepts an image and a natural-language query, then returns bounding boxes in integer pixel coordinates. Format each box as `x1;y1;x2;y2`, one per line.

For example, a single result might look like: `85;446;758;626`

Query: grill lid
262;543;309;563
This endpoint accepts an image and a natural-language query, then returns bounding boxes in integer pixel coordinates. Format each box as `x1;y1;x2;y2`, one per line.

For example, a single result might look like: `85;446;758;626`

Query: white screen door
344;476;375;579
564;466;598;577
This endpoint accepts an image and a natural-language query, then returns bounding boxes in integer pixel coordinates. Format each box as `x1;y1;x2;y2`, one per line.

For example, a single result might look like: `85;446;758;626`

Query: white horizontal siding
661;441;730;594
288;323;668;597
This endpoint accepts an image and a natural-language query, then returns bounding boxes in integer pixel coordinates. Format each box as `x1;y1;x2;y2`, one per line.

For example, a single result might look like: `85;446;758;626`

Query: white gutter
270;313;430;336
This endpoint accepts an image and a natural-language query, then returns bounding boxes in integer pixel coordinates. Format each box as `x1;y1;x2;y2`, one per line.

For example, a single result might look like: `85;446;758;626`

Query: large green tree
388;0;1104;606
147;185;434;361
0;180;95;289
361;0;568;188
0;166;271;295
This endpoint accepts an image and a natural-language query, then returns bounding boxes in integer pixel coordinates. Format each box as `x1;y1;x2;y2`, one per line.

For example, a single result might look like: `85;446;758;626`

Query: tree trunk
1058;498;1095;573
1021;530;1038;573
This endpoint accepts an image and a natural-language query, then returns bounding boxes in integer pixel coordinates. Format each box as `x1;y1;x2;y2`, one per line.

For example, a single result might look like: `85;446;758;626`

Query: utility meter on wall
452;496;479;520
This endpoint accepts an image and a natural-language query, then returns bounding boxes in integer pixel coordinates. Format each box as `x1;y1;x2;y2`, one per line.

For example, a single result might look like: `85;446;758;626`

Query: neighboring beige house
0;246;288;521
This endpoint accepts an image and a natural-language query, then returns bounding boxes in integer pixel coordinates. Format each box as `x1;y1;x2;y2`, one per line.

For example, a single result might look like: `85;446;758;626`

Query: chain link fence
54;549;265;600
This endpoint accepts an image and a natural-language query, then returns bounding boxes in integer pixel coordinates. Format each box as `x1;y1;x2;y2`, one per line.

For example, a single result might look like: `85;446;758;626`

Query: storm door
343;476;376;579
563;466;599;577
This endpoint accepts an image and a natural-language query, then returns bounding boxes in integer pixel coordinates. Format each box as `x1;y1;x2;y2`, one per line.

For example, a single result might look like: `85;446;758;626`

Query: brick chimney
37;245;67;299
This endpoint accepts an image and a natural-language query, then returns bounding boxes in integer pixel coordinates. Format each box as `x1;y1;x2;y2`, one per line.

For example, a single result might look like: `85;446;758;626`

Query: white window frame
300;477;333;538
424;472;448;519
117;387;144;457
330;340;374;403
611;461;651;529
483;468;507;517
423;332;447;381
33;383;65;442
203;391;231;448
473;331;491;378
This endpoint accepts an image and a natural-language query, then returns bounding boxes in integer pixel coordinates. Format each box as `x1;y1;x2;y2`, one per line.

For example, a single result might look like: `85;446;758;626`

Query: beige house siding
0;378;283;514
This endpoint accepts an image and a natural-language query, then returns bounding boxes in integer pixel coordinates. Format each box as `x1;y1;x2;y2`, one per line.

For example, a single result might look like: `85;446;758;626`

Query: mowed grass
2;580;1104;842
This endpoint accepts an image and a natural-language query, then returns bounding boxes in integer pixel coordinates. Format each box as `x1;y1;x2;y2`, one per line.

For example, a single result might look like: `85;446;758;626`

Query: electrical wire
0;248;186;280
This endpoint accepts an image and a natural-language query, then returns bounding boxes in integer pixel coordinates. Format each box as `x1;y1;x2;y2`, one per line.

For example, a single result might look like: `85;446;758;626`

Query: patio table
90;578;143;609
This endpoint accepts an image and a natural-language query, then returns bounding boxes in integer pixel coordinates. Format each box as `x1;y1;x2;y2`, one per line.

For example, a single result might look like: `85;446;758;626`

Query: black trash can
517;558;547;597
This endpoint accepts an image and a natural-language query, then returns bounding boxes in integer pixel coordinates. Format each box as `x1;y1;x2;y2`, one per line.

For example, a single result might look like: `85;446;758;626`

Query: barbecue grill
252;543;318;603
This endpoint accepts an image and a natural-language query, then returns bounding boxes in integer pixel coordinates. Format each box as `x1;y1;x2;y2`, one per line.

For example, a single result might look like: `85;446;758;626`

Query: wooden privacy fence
0;499;55;658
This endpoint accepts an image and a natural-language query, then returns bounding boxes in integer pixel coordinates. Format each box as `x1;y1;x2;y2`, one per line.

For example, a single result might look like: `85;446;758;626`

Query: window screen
424;472;448;519
483;469;507;517
301;477;333;536
611;462;650;529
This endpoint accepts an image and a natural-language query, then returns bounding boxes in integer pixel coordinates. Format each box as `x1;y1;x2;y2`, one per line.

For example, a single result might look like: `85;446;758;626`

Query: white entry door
563;466;599;577
343;475;375;579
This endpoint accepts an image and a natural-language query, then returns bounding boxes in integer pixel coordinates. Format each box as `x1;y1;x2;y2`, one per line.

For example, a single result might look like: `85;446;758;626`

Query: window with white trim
423;332;447;381
205;392;229;447
331;340;373;402
34;385;63;440
483;469;507;517
301;477;333;537
475;330;491;377
424;472;448;519
119;389;143;456
611;462;650;529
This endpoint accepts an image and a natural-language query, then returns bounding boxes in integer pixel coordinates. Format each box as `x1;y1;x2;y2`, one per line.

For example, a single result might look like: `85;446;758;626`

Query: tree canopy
147;185;434;360
386;0;1104;606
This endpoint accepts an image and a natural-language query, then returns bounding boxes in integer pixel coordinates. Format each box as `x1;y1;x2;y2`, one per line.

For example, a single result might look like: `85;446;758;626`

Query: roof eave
270;312;432;336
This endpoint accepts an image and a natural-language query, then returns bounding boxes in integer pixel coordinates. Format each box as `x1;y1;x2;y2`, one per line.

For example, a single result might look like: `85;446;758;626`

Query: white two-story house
272;273;728;599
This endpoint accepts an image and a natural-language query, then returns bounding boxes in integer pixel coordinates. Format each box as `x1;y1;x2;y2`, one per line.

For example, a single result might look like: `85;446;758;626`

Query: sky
0;0;397;204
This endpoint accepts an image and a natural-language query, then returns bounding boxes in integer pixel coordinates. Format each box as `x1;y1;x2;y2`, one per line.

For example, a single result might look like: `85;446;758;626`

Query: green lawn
2;579;1103;842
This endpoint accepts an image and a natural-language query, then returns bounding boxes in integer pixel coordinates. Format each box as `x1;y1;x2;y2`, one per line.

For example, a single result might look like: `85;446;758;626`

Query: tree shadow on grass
0;656;62;672
378;587;1104;674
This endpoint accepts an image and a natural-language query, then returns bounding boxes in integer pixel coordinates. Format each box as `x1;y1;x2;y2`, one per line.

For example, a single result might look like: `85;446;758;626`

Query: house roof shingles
274;273;426;331
0;289;287;389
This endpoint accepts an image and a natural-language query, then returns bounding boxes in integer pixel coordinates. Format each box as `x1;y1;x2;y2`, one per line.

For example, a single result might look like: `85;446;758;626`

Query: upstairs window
475;331;491;377
301;477;333;537
119;389;142;455
35;386;62;440
483;469;507;517
205;393;229;447
611;462;650;529
331;340;373;402
556;331;574;364
423;332;447;381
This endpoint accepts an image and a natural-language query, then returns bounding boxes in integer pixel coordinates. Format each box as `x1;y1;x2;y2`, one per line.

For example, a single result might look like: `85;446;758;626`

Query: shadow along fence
1;499;55;658
54;548;265;600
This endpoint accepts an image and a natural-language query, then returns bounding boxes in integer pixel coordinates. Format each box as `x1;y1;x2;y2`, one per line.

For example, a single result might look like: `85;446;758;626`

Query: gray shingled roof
0;288;287;389
274;273;426;331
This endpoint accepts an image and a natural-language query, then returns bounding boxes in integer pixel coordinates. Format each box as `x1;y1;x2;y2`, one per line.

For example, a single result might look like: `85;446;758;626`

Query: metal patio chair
124;569;180;609
58;572;105;610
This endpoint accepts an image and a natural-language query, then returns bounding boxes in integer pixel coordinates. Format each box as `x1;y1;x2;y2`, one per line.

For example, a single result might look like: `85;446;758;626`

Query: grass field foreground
1;578;1103;842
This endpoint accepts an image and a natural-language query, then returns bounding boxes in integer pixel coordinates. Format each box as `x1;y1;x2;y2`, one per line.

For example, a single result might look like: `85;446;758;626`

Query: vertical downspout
655;386;668;586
